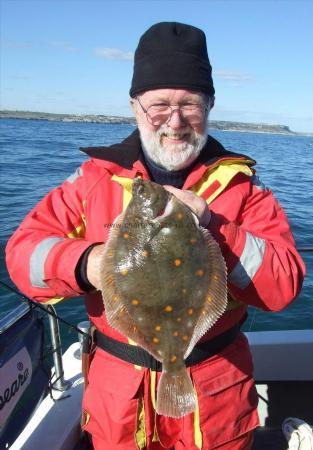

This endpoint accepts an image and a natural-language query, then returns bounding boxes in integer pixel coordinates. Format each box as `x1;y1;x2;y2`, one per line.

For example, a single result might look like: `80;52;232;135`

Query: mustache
158;126;190;139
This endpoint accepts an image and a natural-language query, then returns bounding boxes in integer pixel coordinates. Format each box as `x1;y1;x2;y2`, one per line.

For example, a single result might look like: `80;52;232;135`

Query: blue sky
1;0;312;133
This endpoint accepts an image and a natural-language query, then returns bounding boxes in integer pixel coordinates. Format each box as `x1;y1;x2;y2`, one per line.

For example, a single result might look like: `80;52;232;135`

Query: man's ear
129;97;137;115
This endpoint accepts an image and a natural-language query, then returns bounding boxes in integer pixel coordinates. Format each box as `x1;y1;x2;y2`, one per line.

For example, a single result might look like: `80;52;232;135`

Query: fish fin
184;228;228;358
100;212;127;323
100;216;154;347
156;367;196;418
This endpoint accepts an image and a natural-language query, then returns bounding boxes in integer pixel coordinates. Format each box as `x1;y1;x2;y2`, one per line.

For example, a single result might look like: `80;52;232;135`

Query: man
6;22;305;450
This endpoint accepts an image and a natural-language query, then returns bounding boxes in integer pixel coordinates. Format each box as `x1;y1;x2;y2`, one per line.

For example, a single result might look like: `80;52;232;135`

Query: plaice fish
100;178;227;418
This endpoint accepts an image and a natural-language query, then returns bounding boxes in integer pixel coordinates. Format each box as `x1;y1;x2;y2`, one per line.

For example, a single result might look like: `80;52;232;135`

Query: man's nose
167;107;186;129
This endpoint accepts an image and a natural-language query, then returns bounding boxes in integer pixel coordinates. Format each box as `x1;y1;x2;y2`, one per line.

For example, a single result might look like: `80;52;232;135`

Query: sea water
0;119;312;348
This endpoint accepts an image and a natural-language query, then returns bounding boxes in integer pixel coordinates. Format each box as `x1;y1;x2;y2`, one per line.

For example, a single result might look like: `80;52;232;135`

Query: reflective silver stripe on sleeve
229;232;266;289
30;237;64;288
66;167;83;184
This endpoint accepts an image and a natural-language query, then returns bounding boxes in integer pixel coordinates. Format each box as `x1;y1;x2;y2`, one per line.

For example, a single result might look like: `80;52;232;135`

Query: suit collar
80;128;256;176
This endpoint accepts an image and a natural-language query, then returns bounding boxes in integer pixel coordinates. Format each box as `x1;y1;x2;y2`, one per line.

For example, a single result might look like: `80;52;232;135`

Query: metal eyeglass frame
135;96;208;126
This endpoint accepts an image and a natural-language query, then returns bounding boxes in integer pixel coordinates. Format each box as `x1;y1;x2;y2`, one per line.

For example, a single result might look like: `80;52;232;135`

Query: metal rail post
46;304;71;391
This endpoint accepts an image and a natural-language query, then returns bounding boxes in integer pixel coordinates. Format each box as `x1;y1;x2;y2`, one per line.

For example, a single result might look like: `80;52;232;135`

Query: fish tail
156;367;196;418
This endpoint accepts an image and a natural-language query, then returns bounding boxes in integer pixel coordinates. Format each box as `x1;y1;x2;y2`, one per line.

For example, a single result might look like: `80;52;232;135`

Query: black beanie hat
130;22;215;97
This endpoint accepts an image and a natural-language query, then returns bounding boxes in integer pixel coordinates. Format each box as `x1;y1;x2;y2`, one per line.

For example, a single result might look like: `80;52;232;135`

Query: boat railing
0;279;93;394
37;306;90;391
45;304;72;391
0;300;71;391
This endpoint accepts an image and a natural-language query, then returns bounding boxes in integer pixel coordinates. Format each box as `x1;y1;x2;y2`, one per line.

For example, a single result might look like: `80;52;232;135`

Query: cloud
48;41;79;52
94;47;134;61
215;70;254;82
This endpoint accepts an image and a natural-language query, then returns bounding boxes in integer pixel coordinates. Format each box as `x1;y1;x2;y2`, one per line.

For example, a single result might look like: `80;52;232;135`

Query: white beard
138;121;209;171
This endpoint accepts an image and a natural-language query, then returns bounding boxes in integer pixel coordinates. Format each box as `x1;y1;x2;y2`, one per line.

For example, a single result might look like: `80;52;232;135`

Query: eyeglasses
136;96;208;126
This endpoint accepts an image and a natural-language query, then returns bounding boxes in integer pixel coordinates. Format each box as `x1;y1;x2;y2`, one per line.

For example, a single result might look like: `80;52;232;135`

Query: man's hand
163;185;211;227
86;244;105;291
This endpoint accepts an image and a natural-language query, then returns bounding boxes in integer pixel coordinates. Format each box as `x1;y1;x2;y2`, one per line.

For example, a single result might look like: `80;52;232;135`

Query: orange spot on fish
182;288;187;294
176;317;182;322
113;295;119;302
173;331;179;337
213;274;219;280
174;258;182;267
176;212;184;220
123;232;129;239
164;305;173;313
187;308;194;315
131;299;140;305
207;296;212;303
190;238;197;245
182;335;189;342
155;325;161;331
170;355;177;363
152;337;160;344
142;250;149;257
107;250;114;257
120;269;128;276
196;269;204;277
107;276;114;285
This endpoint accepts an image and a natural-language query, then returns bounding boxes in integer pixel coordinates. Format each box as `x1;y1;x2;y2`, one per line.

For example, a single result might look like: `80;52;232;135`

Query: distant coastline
0;109;308;135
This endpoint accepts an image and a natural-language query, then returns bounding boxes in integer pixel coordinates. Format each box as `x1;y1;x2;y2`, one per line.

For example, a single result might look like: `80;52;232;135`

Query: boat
1;267;312;450
0;300;86;450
